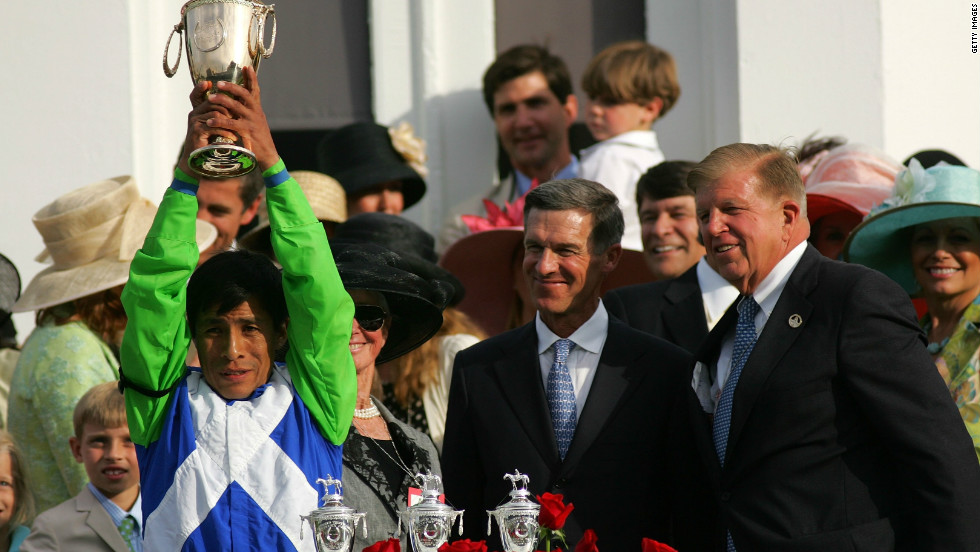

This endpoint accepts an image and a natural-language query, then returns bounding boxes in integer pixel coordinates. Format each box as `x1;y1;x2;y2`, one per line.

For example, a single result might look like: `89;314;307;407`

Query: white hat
14;176;217;312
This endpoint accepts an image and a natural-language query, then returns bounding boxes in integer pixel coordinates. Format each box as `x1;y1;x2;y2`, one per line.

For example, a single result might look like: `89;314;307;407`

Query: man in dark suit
442;178;696;551
688;143;980;551
605;161;738;353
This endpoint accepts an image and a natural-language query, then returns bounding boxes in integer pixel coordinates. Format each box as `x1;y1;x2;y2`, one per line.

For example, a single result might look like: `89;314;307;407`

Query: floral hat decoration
843;160;980;293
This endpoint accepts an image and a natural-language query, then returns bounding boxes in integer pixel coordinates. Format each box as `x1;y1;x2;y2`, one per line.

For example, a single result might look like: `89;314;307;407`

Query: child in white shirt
579;41;681;251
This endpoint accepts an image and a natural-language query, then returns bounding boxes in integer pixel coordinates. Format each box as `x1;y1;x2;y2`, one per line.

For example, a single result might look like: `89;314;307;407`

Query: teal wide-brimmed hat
843;160;980;293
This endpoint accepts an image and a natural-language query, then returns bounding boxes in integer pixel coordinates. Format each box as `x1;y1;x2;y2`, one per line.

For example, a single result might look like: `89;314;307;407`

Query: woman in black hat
333;243;451;550
333;213;485;453
318;122;428;216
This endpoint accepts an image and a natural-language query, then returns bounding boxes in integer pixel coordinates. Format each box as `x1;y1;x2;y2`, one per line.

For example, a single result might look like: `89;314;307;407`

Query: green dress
926;295;980;462
8;320;118;514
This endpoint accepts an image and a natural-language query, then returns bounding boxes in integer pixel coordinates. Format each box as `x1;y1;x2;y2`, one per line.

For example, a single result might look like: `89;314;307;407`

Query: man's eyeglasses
354;305;387;332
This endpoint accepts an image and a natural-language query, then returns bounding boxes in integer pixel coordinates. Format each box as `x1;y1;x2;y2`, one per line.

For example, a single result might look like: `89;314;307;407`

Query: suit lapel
78;486;130;552
725;247;819;461
689;302;740;476
560;319;637;471
492;323;560;464
662;267;710;352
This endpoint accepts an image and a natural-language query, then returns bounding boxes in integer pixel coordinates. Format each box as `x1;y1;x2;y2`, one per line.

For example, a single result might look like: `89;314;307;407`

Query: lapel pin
788;314;803;328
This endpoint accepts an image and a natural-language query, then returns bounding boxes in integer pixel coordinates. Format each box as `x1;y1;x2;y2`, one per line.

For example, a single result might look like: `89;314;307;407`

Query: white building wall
734;0;887;150
2;1;188;337
881;0;980;167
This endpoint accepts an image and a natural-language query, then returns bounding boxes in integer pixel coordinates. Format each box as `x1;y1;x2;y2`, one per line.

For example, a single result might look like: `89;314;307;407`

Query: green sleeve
120;174;199;447
265;161;356;444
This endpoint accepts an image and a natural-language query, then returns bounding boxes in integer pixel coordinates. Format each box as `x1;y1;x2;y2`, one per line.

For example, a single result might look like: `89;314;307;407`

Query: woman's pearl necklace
353;398;381;419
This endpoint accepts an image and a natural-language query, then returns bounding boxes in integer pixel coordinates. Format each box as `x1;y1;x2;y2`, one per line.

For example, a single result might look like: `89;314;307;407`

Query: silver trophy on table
487;471;540;552
400;471;463;552
163;0;277;178
300;476;366;552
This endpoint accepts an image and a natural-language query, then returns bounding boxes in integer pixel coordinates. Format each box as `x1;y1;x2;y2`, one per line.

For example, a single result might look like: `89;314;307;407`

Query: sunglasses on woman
354;304;387;332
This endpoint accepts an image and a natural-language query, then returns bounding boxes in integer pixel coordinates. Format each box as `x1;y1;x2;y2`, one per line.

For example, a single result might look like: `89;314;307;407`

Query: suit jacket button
720;491;731;502
554;478;567;489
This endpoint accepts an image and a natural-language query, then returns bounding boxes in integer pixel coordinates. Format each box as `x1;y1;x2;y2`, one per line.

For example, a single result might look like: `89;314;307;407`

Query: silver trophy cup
400;471;463;552
163;0;276;178
300;476;366;552
487;471;540;552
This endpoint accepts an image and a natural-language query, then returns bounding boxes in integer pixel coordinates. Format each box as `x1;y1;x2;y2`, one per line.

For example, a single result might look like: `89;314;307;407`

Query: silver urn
399;471;463;552
300;476;366;552
487;471;540;552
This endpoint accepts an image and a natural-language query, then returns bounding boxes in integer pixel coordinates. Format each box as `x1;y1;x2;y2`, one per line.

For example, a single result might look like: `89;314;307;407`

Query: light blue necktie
711;296;760;552
547;338;577;460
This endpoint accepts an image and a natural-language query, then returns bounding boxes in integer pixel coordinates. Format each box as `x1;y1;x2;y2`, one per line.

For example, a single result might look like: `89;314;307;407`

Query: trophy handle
163;22;185;78
256;6;276;58
299;515;309;541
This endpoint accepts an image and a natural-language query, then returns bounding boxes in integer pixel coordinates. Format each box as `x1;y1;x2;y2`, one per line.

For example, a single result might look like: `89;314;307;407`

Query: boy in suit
22;382;140;552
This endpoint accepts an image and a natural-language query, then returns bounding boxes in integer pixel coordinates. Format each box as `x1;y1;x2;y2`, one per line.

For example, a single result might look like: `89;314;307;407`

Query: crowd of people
1;37;979;552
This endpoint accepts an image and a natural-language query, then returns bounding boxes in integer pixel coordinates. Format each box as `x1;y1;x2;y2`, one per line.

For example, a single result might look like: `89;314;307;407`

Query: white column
369;0;497;234
646;0;741;162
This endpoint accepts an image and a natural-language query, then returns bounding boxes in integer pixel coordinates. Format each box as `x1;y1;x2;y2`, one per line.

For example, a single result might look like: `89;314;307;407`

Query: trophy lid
488;470;539;515
311;476;358;516
405;471;459;516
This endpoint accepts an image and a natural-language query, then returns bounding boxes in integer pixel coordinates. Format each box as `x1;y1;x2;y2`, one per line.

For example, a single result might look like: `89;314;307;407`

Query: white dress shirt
579;130;666;252
535;301;610;415
710;241;808;409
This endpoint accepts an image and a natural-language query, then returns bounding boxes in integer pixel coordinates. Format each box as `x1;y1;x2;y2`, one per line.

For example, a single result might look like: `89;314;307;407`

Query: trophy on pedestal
400;471;463;552
487;471;540;552
300;476;366;552
163;0;277;178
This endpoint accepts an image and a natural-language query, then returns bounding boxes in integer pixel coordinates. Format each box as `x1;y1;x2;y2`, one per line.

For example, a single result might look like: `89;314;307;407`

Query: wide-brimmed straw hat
317;122;427;209
240;170;347;253
332;212;465;306
14;176;217;312
805;144;901;224
440;227;655;337
843;161;980;293
333;242;452;364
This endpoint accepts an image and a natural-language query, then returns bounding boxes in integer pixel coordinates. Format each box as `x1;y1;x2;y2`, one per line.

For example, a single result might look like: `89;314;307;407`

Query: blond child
21;383;140;552
579;40;681;251
0;431;33;552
